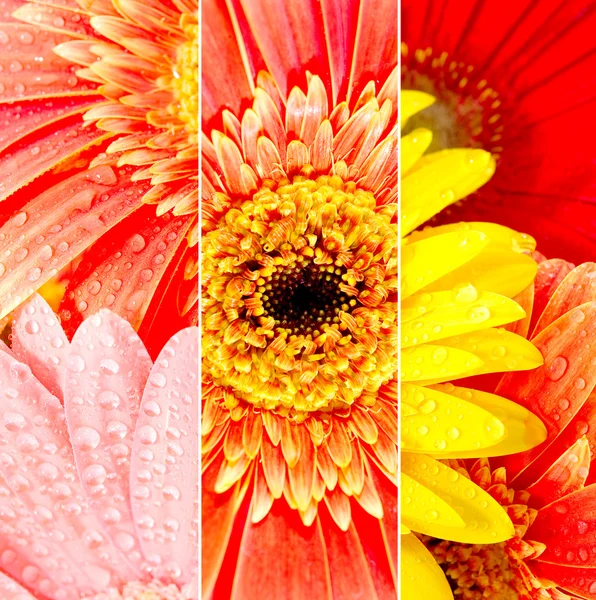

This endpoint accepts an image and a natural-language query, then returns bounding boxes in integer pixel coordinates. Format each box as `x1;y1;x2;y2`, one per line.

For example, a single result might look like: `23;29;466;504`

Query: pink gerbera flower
0;294;198;599
0;0;198;355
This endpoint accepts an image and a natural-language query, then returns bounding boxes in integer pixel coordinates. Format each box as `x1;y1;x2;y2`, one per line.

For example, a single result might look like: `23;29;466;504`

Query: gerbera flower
0;0;198;355
419;256;596;600
402;0;596;265
202;0;398;597
401;90;548;598
0;293;198;598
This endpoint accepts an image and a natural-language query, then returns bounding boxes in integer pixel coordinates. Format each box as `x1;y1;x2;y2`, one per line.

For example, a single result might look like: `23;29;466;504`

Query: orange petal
230;502;332;600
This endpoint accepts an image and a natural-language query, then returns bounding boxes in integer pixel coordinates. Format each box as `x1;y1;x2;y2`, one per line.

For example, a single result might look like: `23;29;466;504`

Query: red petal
495;303;596;487
0;24;97;101
526;437;591;509
530;560;596;600
230;501;332;600
529;485;596;568
0;165;147;320
58;206;191;334
0;115;109;202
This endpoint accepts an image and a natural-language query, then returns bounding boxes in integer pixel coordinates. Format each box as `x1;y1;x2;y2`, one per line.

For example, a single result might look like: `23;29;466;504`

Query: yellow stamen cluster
420;537;522;600
202;174;397;416
171;15;198;134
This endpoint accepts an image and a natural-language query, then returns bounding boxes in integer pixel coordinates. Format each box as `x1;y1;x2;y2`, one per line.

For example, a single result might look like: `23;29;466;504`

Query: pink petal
0;165;148;320
64;310;153;570
130;327;198;585
0;571;37;600
11;294;70;401
0;24;97;102
0;347;138;594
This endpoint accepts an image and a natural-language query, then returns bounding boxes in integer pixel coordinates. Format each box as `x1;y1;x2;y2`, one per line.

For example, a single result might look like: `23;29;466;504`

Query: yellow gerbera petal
402;383;506;454
401;472;465;534
401;128;433;174
402;149;496;236
430;384;548;458
401;90;435;128
402;289;526;347
401;344;483;382
402;453;515;544
402;230;488;298
424;249;538;298
401;534;453;600
408;221;536;254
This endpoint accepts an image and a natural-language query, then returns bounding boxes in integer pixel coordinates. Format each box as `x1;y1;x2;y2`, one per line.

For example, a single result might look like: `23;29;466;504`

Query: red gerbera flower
0;0;198;355
402;0;596;264
418;256;596;599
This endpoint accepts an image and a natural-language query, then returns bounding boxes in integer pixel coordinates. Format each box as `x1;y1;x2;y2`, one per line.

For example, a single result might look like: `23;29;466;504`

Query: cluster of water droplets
0;164;150;321
0;23;93;100
0;294;198;598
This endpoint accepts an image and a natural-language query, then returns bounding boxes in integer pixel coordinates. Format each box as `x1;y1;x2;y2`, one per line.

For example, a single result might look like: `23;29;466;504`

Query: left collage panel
201;1;397;599
0;0;199;598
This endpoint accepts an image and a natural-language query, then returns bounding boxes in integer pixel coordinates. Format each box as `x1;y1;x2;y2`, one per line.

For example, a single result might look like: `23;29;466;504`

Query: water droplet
99;359;119;375
73;426;100;451
547;356;568;382
128;234;146;253
12;212;27;226
10;362;32;384
83;464;107;486
3;411;26;431
67;354;85;372
149;373;166;388
97;390;120;410
139;425;158;445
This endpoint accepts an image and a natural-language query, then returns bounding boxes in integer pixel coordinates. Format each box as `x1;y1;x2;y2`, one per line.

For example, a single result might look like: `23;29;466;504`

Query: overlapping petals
0;294;198;599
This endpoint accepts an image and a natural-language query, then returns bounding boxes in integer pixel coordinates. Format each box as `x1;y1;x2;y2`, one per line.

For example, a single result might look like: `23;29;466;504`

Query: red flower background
402;0;596;265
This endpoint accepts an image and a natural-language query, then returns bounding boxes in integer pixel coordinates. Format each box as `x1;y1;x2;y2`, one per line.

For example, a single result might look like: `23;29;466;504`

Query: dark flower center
257;261;355;337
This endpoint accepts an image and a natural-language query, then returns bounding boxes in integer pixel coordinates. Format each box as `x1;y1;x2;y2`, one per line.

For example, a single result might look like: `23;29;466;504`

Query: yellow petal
402;230;488;299
401;344;483;382
401;471;466;534
408;221;536;254
430;384;547;458
423;249;538;298
401;383;506;454
402;149;495;236
439;328;544;377
402;453;514;543
401;90;435;128
401;534;453;600
402;289;526;348
401;128;433;174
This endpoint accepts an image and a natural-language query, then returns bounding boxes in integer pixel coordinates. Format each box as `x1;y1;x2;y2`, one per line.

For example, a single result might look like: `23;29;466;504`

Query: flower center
85;580;186;600
421;536;522;600
401;44;503;156
202;174;397;415
256;260;355;337
171;15;198;134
